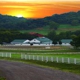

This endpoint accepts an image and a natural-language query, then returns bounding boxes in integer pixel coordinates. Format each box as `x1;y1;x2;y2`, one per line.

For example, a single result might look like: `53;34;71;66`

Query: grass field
0;46;80;75
0;52;80;75
26;54;80;59
20;24;80;35
0;52;79;59
0;77;6;80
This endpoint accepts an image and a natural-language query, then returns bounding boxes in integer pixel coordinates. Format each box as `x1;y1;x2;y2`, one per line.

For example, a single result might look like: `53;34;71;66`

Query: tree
70;35;80;49
59;41;62;45
71;20;79;26
53;41;57;45
47;31;57;42
49;21;59;30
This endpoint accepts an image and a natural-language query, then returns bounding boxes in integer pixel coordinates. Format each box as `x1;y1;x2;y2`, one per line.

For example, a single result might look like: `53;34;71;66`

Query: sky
0;0;80;18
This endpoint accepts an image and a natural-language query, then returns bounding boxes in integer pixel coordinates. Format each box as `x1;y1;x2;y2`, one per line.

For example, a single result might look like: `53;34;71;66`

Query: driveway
0;60;80;80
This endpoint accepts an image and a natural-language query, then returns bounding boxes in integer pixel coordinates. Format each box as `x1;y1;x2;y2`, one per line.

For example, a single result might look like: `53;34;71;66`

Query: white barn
30;39;40;44
30;37;53;45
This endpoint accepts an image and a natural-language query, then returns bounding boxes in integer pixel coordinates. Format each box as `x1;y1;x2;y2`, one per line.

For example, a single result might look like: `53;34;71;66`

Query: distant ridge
0;11;80;30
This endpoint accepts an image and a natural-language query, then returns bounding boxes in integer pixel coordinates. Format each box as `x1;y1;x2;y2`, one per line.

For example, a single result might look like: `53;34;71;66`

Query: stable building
10;37;53;46
61;39;72;46
11;39;30;45
31;37;52;45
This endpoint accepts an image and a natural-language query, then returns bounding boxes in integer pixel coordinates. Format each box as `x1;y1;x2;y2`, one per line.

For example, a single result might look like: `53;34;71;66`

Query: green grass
0;48;80;78
20;25;50;35
0;49;80;53
24;60;80;75
20;24;80;35
28;54;80;59
57;24;80;34
2;53;79;59
0;77;6;80
1;52;80;60
12;54;21;59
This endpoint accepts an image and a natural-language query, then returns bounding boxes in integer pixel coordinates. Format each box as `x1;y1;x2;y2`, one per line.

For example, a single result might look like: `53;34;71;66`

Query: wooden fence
0;52;80;65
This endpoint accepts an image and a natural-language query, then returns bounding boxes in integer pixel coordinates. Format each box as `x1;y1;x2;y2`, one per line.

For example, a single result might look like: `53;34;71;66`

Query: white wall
62;43;71;46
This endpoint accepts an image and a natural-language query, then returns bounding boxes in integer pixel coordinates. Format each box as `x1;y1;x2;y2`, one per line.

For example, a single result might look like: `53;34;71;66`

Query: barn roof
36;37;52;42
61;39;72;43
11;39;29;44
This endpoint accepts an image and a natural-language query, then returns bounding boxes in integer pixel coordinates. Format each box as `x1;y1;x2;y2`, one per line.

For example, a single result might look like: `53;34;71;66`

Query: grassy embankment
0;77;6;80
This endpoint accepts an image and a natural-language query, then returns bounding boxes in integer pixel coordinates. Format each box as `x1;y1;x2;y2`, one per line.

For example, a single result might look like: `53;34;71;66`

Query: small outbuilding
61;39;72;46
11;39;30;45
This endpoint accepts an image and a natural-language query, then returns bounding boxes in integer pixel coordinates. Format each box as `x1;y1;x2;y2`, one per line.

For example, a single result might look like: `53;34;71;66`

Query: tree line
0;29;80;45
0;11;80;30
0;29;36;44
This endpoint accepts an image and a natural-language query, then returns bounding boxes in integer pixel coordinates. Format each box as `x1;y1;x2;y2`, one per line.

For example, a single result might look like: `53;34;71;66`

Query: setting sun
8;10;33;18
16;14;23;18
0;1;80;18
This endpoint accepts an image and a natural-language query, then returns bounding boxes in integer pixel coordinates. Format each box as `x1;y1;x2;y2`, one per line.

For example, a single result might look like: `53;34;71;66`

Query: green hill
0;11;80;31
20;24;80;35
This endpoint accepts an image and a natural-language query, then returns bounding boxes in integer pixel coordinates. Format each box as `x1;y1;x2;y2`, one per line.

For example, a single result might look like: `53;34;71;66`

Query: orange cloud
0;2;80;18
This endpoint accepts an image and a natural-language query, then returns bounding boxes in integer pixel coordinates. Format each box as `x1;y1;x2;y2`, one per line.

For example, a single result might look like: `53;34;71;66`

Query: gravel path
0;60;80;80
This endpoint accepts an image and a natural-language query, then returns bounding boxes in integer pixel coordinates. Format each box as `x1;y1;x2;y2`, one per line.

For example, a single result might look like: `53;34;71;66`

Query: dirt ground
0;60;80;80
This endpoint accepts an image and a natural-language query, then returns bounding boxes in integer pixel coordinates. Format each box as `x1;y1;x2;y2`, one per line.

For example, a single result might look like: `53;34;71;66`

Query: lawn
27;54;80;59
0;77;6;80
0;48;80;53
0;52;80;59
0;50;80;75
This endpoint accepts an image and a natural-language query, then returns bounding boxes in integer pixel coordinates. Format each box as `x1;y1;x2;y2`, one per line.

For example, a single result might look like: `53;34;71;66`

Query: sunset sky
0;0;80;18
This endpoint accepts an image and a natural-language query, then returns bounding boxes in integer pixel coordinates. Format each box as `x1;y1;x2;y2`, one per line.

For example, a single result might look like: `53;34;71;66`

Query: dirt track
0;60;80;80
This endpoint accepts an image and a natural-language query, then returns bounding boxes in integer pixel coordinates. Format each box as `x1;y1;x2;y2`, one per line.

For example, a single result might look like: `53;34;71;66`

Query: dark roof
29;32;44;37
61;39;72;43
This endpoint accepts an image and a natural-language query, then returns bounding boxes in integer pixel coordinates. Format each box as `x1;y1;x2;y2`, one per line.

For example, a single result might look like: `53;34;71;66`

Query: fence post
62;57;64;63
29;55;31;60
7;53;9;58
56;57;58;63
46;56;48;62
32;55;35;60
10;53;11;58
0;53;1;57
2;53;4;57
42;56;44;61
74;58;76;64
68;58;70;64
51;57;53;62
37;56;39;60
21;53;22;59
24;55;27;59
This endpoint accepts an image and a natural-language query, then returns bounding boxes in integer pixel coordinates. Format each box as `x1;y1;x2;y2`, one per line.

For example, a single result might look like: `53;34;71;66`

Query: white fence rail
0;52;80;65
21;54;80;65
22;55;80;64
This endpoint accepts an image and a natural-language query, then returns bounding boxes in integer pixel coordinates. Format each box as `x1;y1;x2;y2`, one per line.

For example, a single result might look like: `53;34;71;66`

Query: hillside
20;24;80;35
0;11;80;32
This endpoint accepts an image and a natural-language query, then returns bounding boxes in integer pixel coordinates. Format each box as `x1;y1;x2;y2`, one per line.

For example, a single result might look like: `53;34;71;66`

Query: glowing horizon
0;0;80;18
